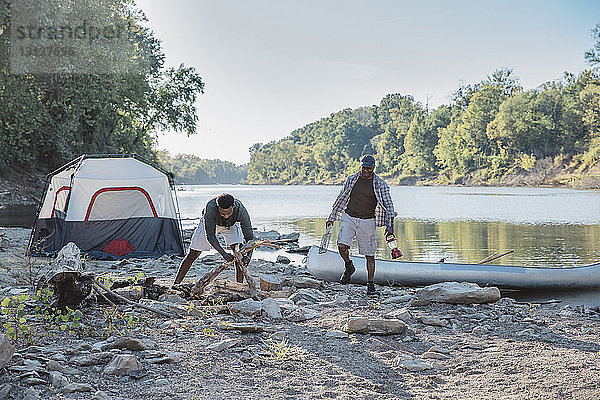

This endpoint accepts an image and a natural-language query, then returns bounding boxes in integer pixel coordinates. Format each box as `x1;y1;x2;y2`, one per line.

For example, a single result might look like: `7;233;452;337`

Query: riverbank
0;227;599;399
1;157;599;211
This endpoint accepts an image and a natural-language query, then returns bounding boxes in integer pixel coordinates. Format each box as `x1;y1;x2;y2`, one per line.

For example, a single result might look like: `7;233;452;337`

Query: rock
415;282;501;304
516;328;535;337
382;294;413;304
92;338;114;352
419;316;449;327
472;325;489;335
394;357;434;371
286;245;310;254
286;307;320;322
113;286;144;301
343;317;369;333
259;275;283;292
24;345;44;354
158;293;188;304
45;360;80;375
255;230;280;240
343;317;405;335
408;298;431;307
421;351;451;360
280;232;300;241
228;298;263;317
50;371;69;388
71;352;114;366
383;308;413;322
292;276;322;289
289;288;328;304
207;339;241;352
221;323;264;333
325;330;349;339
428;345;451;354
273;298;297;313
261;297;282;319
276;255;291;264
144;351;185;364
110;337;157;351
321;294;350;308
104;354;143;375
92;391;111;400
25;377;46;386
0;333;15;369
62;383;94;393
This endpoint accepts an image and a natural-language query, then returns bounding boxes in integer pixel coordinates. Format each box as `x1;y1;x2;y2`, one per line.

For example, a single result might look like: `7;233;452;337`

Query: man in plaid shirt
326;155;396;295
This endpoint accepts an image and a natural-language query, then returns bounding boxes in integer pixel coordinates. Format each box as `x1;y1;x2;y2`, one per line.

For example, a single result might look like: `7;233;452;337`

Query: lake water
2;185;599;267
176;185;600;268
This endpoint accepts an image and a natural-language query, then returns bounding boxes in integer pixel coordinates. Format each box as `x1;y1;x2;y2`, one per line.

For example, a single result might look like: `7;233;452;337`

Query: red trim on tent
51;186;71;218
85;187;158;221
102;238;135;256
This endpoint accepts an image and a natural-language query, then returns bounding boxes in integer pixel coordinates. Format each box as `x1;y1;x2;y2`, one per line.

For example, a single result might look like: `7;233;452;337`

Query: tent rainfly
28;154;185;260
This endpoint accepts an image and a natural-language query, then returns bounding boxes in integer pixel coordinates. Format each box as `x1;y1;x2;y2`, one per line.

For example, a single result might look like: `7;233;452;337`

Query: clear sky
136;0;600;164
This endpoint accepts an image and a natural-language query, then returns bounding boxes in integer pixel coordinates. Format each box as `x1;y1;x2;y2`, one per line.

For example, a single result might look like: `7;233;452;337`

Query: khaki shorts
337;213;377;256
189;217;243;251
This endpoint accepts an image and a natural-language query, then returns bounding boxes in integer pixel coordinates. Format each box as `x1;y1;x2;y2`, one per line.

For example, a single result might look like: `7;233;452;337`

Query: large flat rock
415;282;501;304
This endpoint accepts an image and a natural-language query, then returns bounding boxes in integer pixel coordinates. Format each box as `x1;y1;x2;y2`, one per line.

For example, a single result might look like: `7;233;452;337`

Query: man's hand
326;220;333;229
221;252;235;263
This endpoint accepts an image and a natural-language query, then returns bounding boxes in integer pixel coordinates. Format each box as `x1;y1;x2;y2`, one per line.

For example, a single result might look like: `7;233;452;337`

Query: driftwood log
36;270;95;309
190;240;279;298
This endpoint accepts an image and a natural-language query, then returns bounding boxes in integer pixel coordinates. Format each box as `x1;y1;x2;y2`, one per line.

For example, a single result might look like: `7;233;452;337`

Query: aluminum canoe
306;245;600;290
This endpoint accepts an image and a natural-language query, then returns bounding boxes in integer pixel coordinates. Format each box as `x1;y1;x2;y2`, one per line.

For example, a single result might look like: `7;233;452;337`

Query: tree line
248;68;600;184
156;151;247;184
248;25;600;185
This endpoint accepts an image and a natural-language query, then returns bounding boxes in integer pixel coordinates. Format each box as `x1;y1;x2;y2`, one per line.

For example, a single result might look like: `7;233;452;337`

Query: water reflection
283;218;600;268
0;206;37;228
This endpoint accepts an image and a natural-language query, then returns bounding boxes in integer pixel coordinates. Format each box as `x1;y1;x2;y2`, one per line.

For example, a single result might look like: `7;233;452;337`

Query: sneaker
367;282;378;296
339;260;355;284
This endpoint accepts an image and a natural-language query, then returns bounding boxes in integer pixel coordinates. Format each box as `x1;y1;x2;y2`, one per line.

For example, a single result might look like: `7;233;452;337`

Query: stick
191;240;274;297
93;278;177;319
191;259;236;296
477;250;514;264
477;252;498;264
233;244;261;300
92;284;117;307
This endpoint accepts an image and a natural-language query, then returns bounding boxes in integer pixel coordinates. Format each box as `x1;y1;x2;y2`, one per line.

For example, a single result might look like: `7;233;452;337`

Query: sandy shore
0;227;599;400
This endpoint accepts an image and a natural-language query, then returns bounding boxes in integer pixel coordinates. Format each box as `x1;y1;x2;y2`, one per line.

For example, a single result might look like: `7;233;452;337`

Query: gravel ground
0;227;599;400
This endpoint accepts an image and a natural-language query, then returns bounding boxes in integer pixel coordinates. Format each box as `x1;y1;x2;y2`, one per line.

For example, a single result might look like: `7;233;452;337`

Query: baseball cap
360;155;375;168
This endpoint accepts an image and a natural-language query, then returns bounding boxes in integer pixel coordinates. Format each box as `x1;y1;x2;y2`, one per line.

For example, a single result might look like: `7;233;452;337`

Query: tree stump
259;274;283;292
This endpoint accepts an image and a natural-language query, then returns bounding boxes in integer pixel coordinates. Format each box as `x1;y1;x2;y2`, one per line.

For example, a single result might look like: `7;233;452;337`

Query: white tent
29;154;184;259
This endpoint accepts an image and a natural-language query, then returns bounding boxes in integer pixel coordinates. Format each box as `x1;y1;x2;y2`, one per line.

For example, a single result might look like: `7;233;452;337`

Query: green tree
585;23;600;66
0;0;204;173
403;112;438;175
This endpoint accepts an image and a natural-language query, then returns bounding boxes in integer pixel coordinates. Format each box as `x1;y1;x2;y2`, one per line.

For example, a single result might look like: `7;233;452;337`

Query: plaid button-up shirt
327;173;396;229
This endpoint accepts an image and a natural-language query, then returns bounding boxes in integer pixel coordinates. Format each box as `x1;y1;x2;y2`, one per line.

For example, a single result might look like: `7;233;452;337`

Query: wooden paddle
477;249;514;264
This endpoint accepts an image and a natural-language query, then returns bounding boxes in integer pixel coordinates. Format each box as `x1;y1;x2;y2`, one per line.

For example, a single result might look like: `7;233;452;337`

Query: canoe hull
306;246;600;290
